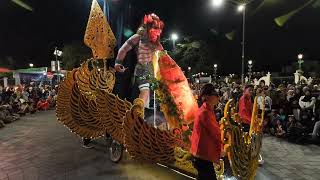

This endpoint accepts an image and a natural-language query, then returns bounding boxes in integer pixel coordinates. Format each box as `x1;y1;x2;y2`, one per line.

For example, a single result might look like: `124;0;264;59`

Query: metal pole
55;47;60;83
103;0;110;22
103;0;106;14
172;39;176;51
241;7;246;85
154;91;156;128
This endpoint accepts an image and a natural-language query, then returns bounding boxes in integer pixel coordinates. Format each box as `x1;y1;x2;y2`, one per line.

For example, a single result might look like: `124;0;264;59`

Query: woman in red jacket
190;83;222;180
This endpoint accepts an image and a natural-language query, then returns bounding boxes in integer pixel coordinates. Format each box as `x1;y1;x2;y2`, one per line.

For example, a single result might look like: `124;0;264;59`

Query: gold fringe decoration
220;97;264;180
123;99;176;164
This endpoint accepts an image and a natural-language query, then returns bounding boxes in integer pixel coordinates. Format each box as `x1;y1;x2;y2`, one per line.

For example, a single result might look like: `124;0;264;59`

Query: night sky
1;0;320;73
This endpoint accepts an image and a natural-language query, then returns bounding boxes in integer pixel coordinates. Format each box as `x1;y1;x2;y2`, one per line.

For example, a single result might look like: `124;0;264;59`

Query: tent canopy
0;68;11;73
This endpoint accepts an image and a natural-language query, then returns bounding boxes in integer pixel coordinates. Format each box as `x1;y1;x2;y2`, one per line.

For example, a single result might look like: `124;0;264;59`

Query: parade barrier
56;1;265;179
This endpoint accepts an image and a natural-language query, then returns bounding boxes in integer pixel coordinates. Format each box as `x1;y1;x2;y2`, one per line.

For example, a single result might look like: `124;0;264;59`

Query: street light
210;0;250;85
171;33;179;50
237;4;245;12
297;53;304;84
211;0;224;7
248;60;253;83
54;47;63;83
214;64;218;81
29;63;34;68
240;3;247;85
298;53;304;71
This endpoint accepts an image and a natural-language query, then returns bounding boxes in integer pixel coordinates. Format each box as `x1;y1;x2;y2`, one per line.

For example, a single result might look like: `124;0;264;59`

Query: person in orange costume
238;84;254;132
190;83;222;180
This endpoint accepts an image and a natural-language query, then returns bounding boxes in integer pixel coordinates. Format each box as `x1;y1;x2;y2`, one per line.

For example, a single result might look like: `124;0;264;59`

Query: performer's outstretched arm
115;34;140;64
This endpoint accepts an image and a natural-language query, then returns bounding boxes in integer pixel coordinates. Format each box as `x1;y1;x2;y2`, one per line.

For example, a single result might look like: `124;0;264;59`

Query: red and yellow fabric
153;51;198;128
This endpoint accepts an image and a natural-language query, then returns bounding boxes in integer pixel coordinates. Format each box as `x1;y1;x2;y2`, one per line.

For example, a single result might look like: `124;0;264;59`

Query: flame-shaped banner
84;0;116;59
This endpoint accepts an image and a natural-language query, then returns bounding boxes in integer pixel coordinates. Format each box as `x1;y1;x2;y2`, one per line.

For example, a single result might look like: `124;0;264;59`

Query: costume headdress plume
84;0;116;60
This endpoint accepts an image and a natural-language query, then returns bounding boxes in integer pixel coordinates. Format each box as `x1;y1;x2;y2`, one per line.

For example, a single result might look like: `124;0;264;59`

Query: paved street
0;110;319;180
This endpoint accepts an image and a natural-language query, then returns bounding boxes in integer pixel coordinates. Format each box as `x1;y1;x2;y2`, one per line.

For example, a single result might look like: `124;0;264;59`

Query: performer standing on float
114;13;164;108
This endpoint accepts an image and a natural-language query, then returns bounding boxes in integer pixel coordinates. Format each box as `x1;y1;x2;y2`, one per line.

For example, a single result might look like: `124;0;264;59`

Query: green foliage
158;81;183;119
61;42;91;70
312;0;320;8
171;40;216;75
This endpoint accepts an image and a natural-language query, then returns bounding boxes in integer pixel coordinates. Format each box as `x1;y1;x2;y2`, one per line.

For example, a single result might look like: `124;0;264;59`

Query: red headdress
143;13;164;29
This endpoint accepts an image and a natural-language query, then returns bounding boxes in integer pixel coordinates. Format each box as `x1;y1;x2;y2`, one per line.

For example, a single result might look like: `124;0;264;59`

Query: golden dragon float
56;0;265;179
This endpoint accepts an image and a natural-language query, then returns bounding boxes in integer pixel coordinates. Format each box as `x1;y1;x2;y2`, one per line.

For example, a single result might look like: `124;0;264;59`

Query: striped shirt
116;34;163;65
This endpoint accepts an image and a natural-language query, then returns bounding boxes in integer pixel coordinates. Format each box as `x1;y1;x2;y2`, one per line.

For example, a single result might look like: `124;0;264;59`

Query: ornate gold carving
123;99;176;164
95;90;132;143
84;0;116;59
173;147;224;179
56;61;118;139
57;69;106;138
75;60;115;100
174;147;197;175
220;98;264;180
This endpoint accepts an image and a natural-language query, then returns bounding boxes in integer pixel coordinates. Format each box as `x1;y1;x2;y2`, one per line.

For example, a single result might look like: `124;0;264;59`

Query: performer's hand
114;63;127;73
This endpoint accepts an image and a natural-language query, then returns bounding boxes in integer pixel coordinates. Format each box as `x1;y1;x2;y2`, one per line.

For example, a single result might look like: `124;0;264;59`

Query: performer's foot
258;154;264;165
82;144;93;149
82;138;92;149
258;159;265;165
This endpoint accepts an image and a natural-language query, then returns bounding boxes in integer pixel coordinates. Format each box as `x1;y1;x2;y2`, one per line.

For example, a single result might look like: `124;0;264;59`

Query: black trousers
83;138;91;145
242;123;250;132
193;157;217;180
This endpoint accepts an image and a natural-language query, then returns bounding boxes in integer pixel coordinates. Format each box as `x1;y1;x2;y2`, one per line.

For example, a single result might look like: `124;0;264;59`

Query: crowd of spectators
2;79;319;145
191;80;320;144
0;83;57;128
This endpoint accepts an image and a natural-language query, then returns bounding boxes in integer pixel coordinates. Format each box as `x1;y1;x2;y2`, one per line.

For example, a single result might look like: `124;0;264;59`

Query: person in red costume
190;83;222;180
114;13;164;108
238;84;254;132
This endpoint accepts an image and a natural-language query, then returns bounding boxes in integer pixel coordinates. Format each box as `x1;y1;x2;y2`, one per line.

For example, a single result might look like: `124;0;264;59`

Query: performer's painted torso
116;34;163;65
137;40;158;65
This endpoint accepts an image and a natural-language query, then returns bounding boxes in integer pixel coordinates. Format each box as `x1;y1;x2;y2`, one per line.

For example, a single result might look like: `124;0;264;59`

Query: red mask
148;27;162;42
143;13;164;43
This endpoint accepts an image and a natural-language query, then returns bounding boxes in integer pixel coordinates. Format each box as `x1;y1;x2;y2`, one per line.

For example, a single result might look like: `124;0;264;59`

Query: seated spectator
292;88;302;121
286;115;307;144
37;98;49;111
312;121;320;140
279;108;287;126
275;119;286;138
47;95;56;109
283;89;293;117
0;105;15;124
270;109;281;135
